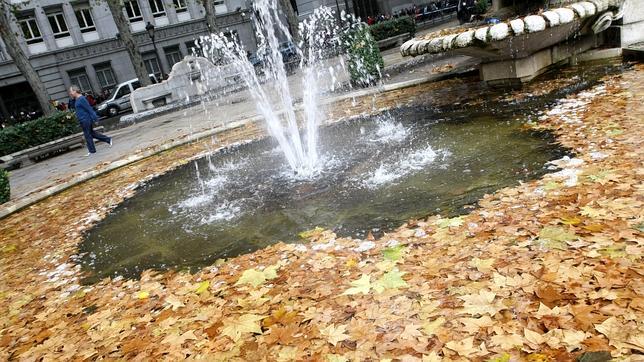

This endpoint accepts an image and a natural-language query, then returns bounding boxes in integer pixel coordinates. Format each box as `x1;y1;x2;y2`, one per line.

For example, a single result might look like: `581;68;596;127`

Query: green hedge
346;27;385;87
0;111;80;157
369;16;416;42
0;169;9;204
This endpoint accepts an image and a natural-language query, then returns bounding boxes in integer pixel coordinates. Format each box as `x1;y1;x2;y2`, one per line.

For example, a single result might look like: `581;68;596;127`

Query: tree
104;0;152;86
0;0;55;116
279;0;300;42
199;0;220;34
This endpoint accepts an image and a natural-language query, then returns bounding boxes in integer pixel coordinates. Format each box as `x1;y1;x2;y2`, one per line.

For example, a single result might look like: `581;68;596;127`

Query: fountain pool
80;97;571;283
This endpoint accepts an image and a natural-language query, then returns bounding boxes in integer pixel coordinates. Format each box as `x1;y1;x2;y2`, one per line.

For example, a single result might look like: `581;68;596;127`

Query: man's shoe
109;138;113;147
86;153;92;157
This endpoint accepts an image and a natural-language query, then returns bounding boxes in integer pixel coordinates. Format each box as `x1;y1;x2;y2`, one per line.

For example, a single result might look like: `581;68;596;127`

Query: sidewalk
3;36;473;214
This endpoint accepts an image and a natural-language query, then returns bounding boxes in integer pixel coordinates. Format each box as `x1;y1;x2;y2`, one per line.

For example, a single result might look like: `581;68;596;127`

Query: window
186;41;203;57
47;13;70;39
114;84;131;99
74;7;96;33
164;46;182;67
148;0;166;17
94;63;117;89
143;52;161;76
125;1;143;22
173;0;188;12
214;0;225;6
68;68;92;92
18;16;43;44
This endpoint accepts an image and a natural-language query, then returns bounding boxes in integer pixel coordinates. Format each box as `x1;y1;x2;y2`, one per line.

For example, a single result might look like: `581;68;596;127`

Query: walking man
69;85;112;156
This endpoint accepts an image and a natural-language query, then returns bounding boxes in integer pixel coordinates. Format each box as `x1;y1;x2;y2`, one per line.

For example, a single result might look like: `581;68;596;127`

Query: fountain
77;1;626;283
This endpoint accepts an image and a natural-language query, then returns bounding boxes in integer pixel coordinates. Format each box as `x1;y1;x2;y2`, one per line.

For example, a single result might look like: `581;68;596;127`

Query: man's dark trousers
80;120;110;153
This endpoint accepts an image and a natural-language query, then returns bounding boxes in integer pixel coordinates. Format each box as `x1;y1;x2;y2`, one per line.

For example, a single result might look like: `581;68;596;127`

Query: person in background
68;85;112;156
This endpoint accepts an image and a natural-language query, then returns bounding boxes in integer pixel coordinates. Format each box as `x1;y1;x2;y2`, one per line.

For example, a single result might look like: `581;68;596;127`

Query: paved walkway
5;24;472;206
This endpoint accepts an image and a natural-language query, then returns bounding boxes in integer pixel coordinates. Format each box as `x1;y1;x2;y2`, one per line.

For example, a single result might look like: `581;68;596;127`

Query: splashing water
198;1;363;175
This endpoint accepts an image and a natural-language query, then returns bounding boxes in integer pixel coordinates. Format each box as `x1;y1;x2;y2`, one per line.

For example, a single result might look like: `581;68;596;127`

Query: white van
96;75;158;117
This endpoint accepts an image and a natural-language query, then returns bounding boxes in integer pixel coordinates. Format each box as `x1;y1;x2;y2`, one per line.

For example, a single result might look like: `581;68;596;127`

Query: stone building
0;0;257;119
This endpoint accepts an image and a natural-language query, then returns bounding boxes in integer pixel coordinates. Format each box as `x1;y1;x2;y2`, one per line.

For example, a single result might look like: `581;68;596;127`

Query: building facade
0;0;257;119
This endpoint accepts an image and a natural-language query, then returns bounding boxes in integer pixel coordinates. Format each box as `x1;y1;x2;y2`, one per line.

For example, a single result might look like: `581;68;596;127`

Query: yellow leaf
490;333;523;350
342;274;372;295
445;336;478;357
325;354;348;362
299;226;324;239
221;314;266;342
195;280;210;294
235;264;280;288
560;216;581;225
421;317;445;336
136;291;150;300
470;257;495;273
459;290;504;316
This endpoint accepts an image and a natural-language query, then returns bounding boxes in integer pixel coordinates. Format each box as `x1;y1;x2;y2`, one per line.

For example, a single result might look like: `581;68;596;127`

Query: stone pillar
618;0;644;47
62;2;83;46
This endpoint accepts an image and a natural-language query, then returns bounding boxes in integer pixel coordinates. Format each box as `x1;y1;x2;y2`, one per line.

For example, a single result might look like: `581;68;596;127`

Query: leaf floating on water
298;226;325;239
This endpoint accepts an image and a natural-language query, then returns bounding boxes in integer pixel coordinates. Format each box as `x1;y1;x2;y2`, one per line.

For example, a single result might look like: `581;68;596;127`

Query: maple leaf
524;328;545;346
537;226;576;249
444;336;479;357
595;317;644;351
165;295;185;311
220;314;266;342
325;354;348;362
560;216;582;225
458;290;504;316
136;291;150;299
580;206;607;219
319;324;349;346
373;268;408;293
398;324;423;340
421;317;445;336
160;330;197;346
436;216;464;228
277;346;302;361
490;333;523;350
382;245;406;261
235;264;279;287
421;352;442;362
470;257;495;273
342;274;372;295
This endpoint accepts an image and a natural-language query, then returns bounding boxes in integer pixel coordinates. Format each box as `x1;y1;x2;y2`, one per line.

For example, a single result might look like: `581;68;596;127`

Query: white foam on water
201;199;244;224
363;146;450;189
177;194;214;209
369;118;408;144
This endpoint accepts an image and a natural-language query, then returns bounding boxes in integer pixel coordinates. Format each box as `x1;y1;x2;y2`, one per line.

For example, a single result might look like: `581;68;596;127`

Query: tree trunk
279;0;300;42
105;0;152;86
201;0;220;33
0;3;55;117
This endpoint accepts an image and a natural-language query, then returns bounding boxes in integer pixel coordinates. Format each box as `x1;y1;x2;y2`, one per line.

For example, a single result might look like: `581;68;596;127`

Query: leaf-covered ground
0;65;642;361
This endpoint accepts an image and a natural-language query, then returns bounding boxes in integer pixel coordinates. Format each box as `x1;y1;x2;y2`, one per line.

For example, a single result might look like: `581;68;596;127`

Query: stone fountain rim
400;0;624;58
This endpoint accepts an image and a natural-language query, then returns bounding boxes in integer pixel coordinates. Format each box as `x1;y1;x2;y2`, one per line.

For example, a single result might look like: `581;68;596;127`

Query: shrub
0;111;80;157
345;27;385;87
0;169;9;204
369;16;416;42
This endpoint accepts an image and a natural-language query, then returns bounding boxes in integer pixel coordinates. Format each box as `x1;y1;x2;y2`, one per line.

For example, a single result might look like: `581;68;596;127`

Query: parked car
96;75;158;117
247;41;300;74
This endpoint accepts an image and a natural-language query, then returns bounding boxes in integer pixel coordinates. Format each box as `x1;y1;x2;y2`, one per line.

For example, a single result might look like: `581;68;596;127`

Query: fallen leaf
220;314;266;342
319;324;349;346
